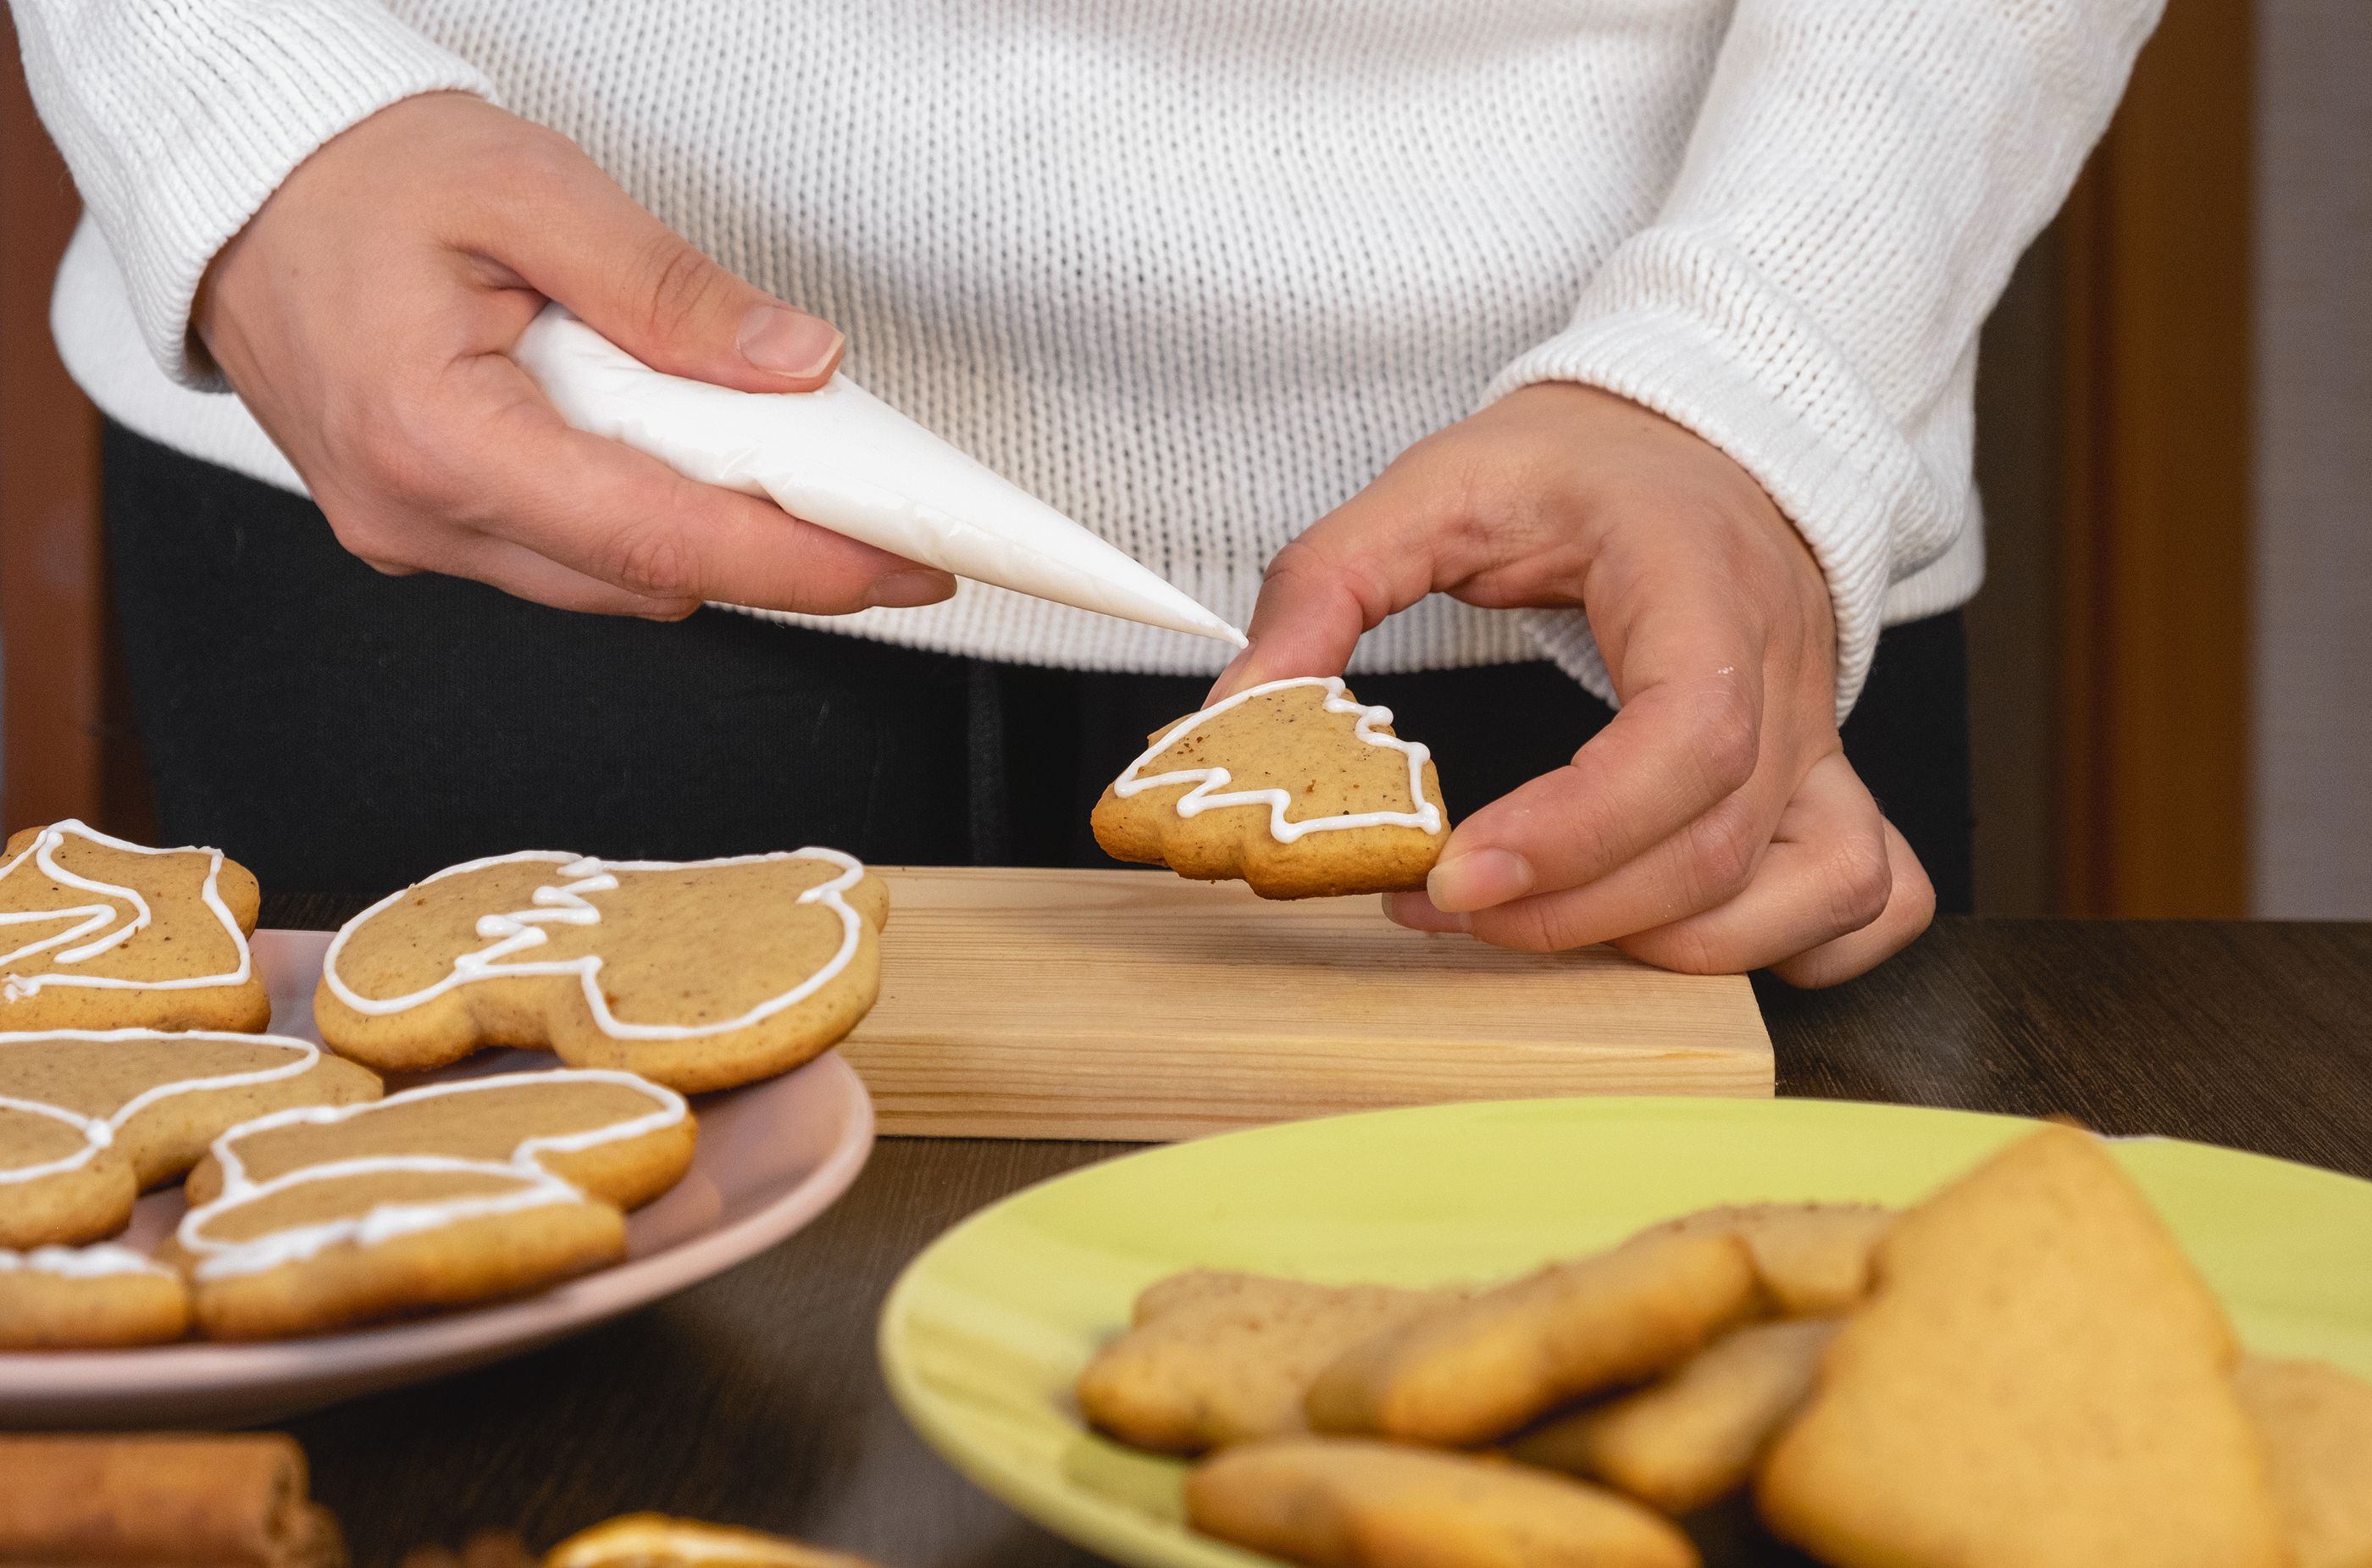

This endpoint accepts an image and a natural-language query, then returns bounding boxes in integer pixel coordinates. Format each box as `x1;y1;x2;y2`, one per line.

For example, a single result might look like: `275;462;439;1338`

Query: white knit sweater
19;0;2157;708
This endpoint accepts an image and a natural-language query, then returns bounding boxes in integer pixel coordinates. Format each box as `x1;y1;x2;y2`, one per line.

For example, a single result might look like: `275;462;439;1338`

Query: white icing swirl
0;820;252;1001
1113;675;1444;841
319;848;868;1040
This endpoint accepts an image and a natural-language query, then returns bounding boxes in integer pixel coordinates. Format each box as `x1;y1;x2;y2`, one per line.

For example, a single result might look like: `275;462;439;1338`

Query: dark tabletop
256;898;2372;1567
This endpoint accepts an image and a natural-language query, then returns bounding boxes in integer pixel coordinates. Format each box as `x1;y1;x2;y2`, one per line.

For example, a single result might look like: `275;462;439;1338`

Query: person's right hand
195;92;956;618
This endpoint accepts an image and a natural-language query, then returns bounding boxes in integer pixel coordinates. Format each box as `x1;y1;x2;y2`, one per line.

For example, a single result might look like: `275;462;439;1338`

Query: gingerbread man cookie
1092;677;1448;899
0;821;272;1033
168;1068;694;1340
0;1029;380;1249
313;849;889;1093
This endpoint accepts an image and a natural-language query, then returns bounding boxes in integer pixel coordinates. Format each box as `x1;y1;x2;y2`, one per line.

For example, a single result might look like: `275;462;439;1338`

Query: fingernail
1427;847;1532;912
1383;890;1469;934
1205;640;1256;706
738;304;843;380
867;568;956;608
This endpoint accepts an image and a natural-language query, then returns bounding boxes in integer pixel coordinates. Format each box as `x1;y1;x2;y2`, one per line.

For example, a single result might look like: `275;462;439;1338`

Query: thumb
1210;464;1444;703
496;147;845;393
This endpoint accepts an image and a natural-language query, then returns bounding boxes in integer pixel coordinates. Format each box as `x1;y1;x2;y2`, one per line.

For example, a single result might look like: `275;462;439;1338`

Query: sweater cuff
1488;229;1954;721
36;3;492;389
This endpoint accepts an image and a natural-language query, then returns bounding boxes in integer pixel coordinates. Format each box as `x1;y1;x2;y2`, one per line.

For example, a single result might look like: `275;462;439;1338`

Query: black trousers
104;422;1974;911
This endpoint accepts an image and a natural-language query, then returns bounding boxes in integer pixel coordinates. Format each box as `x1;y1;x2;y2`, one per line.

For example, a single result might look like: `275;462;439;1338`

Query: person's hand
196;92;956;618
1212;384;1934;986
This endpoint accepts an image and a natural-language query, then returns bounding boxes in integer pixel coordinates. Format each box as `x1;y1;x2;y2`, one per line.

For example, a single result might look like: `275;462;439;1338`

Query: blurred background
1;0;2364;917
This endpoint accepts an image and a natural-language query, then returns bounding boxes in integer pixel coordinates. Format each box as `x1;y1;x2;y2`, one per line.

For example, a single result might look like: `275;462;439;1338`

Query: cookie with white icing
313;849;889;1093
1092;677;1449;900
166;1068;692;1340
0;1029;380;1249
0;821;272;1033
0;1244;190;1349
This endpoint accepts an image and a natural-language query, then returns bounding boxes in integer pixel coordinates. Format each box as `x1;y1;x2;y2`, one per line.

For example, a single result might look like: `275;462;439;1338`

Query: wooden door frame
0;9;107;837
2059;0;2255;917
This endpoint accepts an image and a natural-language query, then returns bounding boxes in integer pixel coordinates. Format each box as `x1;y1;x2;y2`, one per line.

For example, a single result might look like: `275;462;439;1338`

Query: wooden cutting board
840;867;1771;1140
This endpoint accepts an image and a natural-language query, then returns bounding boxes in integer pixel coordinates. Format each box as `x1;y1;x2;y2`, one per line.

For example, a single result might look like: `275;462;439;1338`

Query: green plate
878;1097;2372;1568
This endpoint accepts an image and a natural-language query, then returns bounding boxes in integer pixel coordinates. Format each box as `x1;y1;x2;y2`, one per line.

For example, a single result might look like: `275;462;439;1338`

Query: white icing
0;1242;174;1279
178;1067;688;1280
320;848;869;1041
0;1092;109;1186
513;306;1246;648
180;1156;586;1282
1112;676;1444;842
0;1029;324;1187
0;819;252;1002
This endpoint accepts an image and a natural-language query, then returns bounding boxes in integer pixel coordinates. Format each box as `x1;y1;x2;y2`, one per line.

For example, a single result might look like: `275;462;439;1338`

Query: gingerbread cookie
2236;1356;2372;1568
0;1029;380;1249
1185;1437;1699;1568
547;1514;890;1568
0;821;271;1033
1092;677;1447;900
1756;1128;2285;1568
1305;1229;1760;1447
168;1068;693;1340
183;1068;695;1209
1638;1202;1893;1317
1078;1269;1458;1453
0;1243;191;1349
314;849;889;1092
1510;1317;1838;1515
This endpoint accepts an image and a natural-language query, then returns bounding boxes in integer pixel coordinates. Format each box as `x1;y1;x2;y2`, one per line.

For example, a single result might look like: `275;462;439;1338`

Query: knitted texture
23;0;2157;701
15;0;491;380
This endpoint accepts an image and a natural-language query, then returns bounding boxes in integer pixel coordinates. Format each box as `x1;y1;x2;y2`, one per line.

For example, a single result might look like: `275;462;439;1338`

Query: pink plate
0;929;876;1429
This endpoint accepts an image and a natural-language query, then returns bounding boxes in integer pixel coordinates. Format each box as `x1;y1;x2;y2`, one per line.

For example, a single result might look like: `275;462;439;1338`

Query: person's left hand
1210;382;1933;987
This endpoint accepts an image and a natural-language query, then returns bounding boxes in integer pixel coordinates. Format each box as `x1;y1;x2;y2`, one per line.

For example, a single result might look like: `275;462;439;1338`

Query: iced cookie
0;1244;191;1349
168;1068;692;1340
182;1068;695;1210
1091;677;1447;900
1078;1269;1458;1453
0;821;271;1033
314;849;889;1093
0;1029;380;1249
1756;1128;2285;1568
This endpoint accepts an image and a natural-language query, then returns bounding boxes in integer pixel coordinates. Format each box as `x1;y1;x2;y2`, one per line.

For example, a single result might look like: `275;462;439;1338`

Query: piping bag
513;306;1245;646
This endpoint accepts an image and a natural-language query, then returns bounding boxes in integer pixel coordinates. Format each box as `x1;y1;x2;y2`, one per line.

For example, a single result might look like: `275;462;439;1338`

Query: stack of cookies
1079;1127;2372;1568
0;821;888;1346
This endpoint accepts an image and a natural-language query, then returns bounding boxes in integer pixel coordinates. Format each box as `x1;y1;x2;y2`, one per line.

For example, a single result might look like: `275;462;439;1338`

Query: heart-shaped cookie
1093;677;1448;899
313;849;887;1091
0;1029;380;1249
0;821;272;1033
169;1068;693;1340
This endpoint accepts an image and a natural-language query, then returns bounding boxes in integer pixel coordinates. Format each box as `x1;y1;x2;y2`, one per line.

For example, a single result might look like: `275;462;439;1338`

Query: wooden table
258;901;2372;1567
